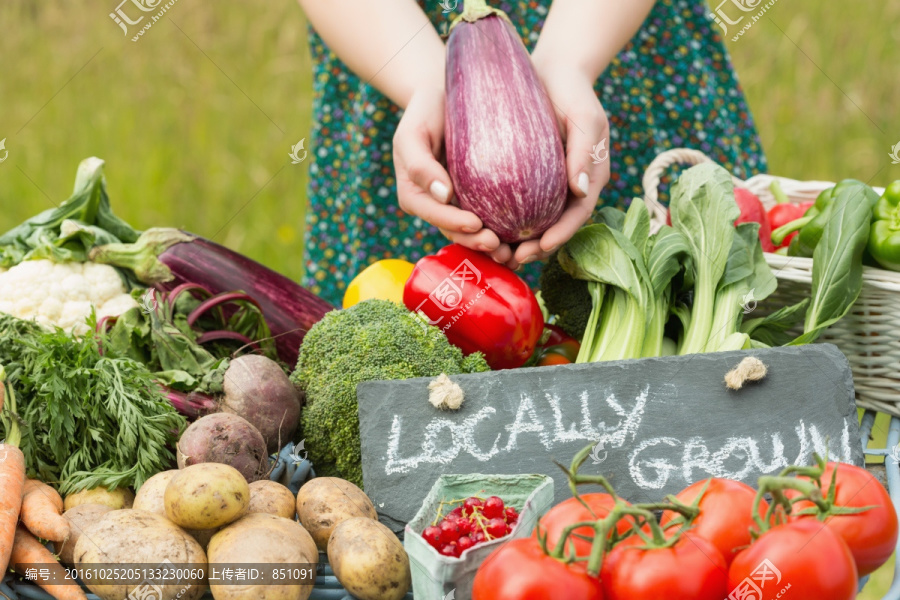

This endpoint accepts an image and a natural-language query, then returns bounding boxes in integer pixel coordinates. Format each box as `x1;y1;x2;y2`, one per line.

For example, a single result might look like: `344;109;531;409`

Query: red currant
457;535;475;554
439;543;458;558
422;526;443;549
463;497;484;516
457;518;472;536
504;506;519;523
473;530;487;543
447;506;463;521
486;517;507;539
482;496;505;519
440;519;460;543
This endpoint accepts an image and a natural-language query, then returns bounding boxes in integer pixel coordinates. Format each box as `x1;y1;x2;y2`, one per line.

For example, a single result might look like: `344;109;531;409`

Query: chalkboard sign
357;344;863;532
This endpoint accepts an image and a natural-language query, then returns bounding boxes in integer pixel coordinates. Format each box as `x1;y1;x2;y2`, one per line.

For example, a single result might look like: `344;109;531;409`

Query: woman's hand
393;87;505;255
501;62;611;269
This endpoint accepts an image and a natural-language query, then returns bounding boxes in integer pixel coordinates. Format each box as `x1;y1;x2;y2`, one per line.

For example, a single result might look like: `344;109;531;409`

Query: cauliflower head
0;260;138;335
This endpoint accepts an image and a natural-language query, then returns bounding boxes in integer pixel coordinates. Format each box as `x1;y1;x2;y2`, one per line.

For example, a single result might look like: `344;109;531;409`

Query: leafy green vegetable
0;158;139;271
559;223;651;362
789;183;874;345
0;313;185;494
742;298;810;347
705;222;777;352
669;164;741;354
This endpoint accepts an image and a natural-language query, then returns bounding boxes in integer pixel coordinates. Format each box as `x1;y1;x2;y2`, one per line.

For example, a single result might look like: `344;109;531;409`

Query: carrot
0;365;26;574
10;525;87;600
21;479;70;543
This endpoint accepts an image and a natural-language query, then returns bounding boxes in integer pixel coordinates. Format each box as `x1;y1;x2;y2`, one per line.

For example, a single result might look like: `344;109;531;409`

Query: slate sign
357;344;863;532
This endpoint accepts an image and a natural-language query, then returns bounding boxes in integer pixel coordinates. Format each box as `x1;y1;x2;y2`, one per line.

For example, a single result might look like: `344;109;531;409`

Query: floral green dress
303;0;767;305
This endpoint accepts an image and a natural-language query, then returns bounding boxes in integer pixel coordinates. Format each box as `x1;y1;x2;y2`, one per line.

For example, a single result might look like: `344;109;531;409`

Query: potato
134;470;179;515
208;513;317;600
64;486;134;511
165;463;249;530
74;509;206;600
327;518;411;600
249;480;296;519
55;504;113;565
296;478;376;550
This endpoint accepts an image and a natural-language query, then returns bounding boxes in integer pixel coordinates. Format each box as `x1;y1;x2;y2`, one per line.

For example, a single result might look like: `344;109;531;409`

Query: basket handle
642;148;746;227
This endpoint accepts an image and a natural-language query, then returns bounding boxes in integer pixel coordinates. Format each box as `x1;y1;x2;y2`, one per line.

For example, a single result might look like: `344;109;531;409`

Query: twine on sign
428;373;466;410
725;357;769;390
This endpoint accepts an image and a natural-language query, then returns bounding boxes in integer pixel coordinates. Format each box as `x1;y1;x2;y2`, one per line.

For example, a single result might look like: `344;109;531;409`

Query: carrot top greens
0;313;185;494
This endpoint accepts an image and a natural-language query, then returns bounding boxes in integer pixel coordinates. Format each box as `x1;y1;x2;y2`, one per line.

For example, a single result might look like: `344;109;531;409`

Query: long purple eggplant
90;228;334;364
445;0;568;244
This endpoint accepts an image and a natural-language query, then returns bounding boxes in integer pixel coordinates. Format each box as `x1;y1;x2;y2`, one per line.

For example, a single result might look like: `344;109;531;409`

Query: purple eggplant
445;0;568;244
90;228;334;364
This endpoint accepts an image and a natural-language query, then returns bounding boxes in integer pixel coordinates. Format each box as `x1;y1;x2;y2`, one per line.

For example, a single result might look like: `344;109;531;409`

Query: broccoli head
539;251;591;340
292;299;490;486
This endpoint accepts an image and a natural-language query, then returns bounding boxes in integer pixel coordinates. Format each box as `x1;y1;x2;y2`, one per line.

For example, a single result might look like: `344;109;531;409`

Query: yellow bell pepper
343;259;415;308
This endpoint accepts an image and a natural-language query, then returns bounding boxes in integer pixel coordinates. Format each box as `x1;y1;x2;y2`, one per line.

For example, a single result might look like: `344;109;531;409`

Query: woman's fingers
394;88;486;234
438;227;502;252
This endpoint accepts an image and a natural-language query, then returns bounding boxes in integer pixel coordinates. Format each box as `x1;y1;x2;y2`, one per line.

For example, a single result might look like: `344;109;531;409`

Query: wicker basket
642;148;900;416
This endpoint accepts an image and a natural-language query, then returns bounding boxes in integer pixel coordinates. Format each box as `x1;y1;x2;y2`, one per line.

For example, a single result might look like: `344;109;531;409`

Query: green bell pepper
772;180;879;257
867;181;900;271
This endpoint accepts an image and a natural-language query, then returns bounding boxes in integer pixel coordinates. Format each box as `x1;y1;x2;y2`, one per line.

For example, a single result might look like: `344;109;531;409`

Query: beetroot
177;413;268;482
221;355;302;453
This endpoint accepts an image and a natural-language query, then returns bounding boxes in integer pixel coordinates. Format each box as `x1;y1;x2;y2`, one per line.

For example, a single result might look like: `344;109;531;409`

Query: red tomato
533;494;638;559
728;520;857;599
472;538;603;600
600;534;727;600
787;462;898;575
660;478;767;565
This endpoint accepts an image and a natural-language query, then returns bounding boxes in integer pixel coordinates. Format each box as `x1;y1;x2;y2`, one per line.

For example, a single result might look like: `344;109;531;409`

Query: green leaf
790;184;874;345
622;200;651;255
669;163;741;354
742;298;810;347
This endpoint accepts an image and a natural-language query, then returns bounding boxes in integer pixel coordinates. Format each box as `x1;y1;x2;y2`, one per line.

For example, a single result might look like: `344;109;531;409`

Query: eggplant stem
450;0;512;30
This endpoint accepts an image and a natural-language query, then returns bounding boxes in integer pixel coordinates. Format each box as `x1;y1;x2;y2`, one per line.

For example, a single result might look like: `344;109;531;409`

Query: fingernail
430;180;449;203
577;172;590;196
462;225;479;233
520;255;538;265
476;244;491;252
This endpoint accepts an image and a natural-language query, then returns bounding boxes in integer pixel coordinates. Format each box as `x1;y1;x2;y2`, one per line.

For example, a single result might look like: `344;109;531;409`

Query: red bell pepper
666;187;775;252
734;188;776;252
403;244;544;370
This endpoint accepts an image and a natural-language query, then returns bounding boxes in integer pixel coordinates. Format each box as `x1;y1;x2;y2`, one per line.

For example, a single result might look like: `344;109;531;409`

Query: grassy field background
1;0;899;596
